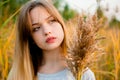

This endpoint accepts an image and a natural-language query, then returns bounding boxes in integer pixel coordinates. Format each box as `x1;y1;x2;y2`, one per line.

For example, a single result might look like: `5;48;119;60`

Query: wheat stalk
66;14;105;80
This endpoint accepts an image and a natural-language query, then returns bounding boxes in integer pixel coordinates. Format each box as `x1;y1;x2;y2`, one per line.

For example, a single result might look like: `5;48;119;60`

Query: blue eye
33;27;40;32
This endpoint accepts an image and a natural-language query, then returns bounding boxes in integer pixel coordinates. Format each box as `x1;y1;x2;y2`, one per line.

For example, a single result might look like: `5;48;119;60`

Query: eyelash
48;19;57;24
32;26;40;32
32;19;57;32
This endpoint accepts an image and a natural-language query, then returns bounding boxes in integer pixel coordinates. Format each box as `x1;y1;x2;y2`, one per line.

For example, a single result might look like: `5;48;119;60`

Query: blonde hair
7;0;67;80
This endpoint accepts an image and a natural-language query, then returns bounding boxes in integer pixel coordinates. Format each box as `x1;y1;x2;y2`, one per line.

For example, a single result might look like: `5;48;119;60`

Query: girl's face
30;6;64;51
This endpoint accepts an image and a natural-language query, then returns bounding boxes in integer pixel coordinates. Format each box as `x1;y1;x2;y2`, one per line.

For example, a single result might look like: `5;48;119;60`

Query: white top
81;67;96;80
37;68;95;80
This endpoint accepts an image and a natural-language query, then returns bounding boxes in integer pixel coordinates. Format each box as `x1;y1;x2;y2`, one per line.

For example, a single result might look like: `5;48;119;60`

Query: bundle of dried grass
66;15;105;80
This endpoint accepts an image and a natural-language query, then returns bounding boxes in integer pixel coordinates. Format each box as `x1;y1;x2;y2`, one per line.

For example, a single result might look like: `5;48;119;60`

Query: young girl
7;0;95;80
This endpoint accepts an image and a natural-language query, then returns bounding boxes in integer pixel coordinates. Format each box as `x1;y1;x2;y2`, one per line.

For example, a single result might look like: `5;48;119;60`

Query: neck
42;47;64;64
38;47;67;74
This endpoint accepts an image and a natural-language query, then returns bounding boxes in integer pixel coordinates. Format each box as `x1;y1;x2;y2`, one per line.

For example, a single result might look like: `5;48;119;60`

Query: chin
44;44;61;51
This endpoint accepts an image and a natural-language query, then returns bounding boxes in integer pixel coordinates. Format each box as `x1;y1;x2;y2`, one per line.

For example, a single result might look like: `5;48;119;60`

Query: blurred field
93;27;120;80
0;0;120;80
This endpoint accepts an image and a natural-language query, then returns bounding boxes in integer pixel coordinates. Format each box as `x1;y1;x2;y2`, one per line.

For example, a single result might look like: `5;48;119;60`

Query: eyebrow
32;15;53;26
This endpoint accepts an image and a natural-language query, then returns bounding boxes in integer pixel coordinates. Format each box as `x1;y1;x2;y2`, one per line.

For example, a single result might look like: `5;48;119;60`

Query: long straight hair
7;0;67;80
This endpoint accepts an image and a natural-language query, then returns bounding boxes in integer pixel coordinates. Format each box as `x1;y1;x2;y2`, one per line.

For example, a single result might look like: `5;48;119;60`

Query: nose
43;24;52;36
45;31;51;36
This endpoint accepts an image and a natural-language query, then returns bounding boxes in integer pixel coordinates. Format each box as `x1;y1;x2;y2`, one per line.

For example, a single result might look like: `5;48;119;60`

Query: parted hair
7;0;67;80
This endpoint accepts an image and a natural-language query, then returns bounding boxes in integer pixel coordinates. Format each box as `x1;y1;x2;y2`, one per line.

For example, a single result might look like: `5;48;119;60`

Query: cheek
57;24;64;36
54;24;64;39
59;27;64;38
32;33;43;45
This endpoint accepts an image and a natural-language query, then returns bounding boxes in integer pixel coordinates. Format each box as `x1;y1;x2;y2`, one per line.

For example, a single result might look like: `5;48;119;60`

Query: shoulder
81;67;96;80
66;68;75;80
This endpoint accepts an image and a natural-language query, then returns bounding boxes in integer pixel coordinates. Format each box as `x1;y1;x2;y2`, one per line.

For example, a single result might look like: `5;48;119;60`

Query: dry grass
0;22;15;80
94;28;120;80
65;13;120;80
66;15;105;80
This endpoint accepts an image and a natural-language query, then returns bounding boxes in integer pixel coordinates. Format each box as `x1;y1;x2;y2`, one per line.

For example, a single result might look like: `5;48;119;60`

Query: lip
46;36;56;43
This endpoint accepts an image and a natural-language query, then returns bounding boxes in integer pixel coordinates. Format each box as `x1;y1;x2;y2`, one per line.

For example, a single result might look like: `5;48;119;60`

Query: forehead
29;6;51;23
